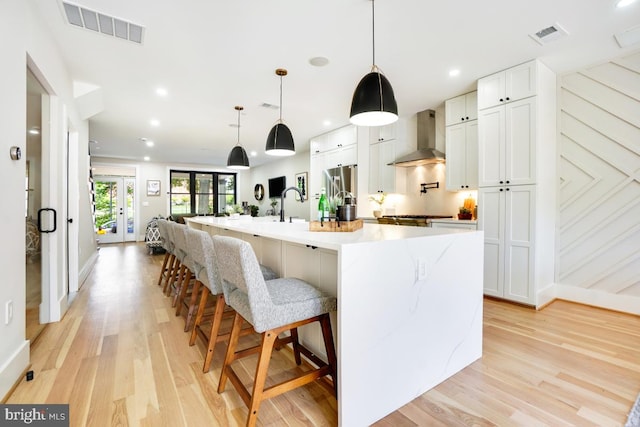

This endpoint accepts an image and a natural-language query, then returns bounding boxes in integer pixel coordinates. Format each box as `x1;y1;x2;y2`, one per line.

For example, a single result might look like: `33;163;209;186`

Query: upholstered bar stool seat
186;227;277;373
213;235;337;427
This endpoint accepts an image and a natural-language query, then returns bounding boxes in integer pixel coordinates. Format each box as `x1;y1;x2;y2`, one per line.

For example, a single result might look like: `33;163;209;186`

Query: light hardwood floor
7;243;640;426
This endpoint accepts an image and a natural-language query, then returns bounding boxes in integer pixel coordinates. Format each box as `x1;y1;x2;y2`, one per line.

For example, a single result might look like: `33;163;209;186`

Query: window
169;170;236;216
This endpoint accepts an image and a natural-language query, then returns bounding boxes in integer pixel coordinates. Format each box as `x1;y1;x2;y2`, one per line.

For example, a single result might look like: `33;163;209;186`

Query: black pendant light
227;106;250;170
349;0;398;127
265;68;295;156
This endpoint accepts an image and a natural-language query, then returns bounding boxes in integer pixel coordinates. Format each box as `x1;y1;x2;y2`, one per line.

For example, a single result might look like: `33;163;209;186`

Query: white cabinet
476;59;555;307
311;125;357;155
368;138;406;194
445;121;478;190
369;122;397;144
478;185;535;304
478;97;536;187
477;61;537;110
445;91;477;126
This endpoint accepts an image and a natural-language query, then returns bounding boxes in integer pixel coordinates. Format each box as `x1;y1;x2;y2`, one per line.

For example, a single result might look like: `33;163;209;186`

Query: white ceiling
32;0;640;167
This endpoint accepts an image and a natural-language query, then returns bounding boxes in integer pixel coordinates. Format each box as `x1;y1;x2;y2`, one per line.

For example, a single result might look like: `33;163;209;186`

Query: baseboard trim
554;284;640;316
0;340;30;402
79;250;98;287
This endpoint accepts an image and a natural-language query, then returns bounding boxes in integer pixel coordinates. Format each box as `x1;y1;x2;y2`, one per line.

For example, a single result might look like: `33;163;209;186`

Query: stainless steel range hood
389;109;445;167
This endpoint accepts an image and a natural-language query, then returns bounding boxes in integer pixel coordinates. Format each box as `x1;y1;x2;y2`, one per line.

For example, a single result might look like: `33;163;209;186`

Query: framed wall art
295;172;307;201
147;179;161;196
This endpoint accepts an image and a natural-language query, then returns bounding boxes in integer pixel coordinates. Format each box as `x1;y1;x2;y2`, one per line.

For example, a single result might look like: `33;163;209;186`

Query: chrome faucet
280;186;304;222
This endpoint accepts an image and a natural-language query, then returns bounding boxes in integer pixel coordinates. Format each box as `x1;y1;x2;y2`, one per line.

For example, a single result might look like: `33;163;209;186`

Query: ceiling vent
529;23;569;46
260;102;280;110
615;24;640;48
61;1;144;44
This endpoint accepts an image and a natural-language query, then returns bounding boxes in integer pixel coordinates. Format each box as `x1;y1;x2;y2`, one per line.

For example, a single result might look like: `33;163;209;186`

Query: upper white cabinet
445;121;478;190
445;91;478;126
310;124;357;156
477;61;537;110
369;122;397;144
368;138;407;194
478;97;536;187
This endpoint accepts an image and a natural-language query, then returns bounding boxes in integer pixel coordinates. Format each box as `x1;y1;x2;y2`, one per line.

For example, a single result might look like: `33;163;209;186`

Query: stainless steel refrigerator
322;164;357;205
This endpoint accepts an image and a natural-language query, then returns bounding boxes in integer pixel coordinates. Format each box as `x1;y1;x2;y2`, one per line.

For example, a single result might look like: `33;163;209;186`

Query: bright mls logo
0;405;69;426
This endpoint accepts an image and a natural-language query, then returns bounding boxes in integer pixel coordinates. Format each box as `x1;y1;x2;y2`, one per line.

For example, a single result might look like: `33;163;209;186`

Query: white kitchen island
186;216;484;426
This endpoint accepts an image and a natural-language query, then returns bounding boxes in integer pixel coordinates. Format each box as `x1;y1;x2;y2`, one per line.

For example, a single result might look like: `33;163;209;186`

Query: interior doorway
25;69;47;341
94;175;136;244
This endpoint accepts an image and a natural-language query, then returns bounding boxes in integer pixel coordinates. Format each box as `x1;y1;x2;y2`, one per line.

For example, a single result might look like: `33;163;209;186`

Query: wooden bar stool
213;235;337;427
170;222;203;332
155;219;173;288
185;227;277;373
161;221;182;295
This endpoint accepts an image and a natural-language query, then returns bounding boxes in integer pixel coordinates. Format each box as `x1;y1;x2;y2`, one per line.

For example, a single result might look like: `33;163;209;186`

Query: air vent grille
529;23;568;46
260;103;280;110
61;1;144;44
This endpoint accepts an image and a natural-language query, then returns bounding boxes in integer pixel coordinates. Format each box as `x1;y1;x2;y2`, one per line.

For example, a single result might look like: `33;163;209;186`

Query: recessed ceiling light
616;0;637;7
146;140;154;147
449;69;460;77
309;56;330;67
323;120;332;127
150;119;160;126
250;151;257;157
144;156;150;161
156;87;168;96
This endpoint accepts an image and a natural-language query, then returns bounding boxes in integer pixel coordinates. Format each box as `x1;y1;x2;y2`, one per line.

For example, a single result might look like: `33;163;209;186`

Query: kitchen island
186;216;484;426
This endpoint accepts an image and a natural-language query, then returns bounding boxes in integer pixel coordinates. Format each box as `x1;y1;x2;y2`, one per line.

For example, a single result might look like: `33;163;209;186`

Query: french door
94;176;136;244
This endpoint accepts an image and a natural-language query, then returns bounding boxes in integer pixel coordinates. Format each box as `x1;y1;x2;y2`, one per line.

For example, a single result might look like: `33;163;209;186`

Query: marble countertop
186;216;474;251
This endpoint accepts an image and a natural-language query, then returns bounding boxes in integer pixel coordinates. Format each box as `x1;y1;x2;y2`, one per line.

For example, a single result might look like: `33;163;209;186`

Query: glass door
95;176;135;244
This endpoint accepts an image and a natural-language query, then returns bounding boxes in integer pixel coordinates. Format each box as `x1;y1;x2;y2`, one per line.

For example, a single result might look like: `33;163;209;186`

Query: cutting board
309;218;363;232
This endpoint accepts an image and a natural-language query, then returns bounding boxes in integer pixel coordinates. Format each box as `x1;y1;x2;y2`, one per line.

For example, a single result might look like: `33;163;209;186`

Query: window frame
169;170;237;216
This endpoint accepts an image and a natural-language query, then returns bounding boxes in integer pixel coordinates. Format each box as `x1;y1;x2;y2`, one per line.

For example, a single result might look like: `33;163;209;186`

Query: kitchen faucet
280;186;304;222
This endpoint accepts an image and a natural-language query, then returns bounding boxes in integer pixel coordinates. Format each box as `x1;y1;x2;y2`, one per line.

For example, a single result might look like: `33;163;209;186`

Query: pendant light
226;106;250;170
265;68;295;156
349;0;398;127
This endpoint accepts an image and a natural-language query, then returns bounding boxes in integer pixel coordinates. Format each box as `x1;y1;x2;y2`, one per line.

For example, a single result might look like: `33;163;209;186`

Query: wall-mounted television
268;176;286;198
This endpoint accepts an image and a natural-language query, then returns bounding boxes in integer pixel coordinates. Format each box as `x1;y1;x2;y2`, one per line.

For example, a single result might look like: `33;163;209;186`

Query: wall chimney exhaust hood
389;109;445;167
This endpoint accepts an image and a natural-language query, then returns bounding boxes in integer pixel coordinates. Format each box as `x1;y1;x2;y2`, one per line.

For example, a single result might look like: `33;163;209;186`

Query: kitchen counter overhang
186;216;484;426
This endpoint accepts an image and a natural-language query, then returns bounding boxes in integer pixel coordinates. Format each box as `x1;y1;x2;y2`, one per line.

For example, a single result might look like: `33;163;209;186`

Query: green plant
270;198;278;209
459;207;472;214
369;192;386;208
249;205;259;217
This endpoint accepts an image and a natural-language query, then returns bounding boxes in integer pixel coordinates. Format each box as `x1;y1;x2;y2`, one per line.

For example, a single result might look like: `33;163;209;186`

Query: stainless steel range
377;215;453;227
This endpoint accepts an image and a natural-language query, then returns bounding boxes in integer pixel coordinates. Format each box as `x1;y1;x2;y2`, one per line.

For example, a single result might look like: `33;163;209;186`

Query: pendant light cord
279;74;283;122
371;0;376;67
236;109;241;145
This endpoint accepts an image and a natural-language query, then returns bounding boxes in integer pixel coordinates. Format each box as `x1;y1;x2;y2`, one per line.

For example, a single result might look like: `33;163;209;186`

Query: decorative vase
458;213;472;220
373;210;382;218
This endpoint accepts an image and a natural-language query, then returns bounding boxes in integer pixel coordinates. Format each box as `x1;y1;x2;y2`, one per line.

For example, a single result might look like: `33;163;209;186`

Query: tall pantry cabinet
477;60;556;307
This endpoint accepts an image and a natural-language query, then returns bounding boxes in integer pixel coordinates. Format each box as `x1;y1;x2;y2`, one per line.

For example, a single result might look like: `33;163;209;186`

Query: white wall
0;0;94;399
557;50;640;314
0;0;30;401
238;153;311;220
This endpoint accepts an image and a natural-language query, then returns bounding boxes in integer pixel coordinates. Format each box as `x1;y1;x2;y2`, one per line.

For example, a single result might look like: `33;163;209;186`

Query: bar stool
213;235;337;427
170;222;202;331
155;219;173;288
162;221;181;295
185;228;277;373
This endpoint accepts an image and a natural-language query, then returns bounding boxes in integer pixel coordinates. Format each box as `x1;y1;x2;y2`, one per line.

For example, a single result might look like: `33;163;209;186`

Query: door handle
37;208;57;233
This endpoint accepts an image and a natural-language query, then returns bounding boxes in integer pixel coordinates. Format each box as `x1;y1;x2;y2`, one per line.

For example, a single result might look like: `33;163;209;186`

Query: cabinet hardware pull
506;97;510;101
500;188;504;192
499;98;504;102
506;188;510;191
